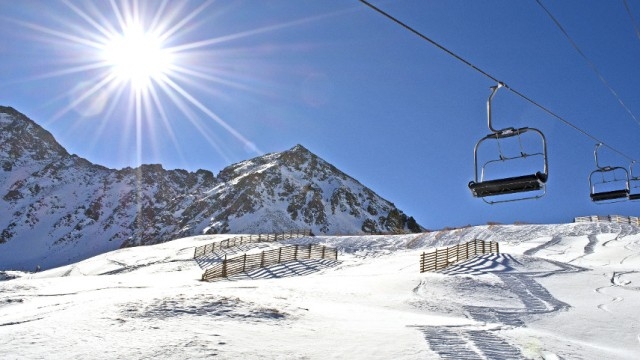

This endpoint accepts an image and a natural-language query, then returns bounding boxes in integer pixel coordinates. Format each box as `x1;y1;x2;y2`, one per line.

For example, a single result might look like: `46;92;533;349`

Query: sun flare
14;0;292;164
102;23;172;91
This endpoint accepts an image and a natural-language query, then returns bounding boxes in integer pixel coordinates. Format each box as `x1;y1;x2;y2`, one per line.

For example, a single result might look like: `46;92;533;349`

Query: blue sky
2;0;640;230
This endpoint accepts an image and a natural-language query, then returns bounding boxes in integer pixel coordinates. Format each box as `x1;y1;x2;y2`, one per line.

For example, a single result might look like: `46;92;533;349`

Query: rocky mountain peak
0;106;68;167
0;107;423;271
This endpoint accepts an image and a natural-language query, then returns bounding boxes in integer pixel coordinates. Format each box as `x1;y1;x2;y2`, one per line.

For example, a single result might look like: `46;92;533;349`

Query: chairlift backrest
468;83;549;204
588;144;629;203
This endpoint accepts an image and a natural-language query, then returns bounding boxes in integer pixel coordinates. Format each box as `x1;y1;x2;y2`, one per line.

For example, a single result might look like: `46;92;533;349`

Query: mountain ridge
0;106;422;271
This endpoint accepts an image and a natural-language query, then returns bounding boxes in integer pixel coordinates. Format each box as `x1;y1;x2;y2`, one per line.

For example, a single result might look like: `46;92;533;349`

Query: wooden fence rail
420;239;499;273
201;244;338;281
193;229;312;259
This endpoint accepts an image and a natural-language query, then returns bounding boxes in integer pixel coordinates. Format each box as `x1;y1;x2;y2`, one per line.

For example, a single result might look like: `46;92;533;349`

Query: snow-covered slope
0;106;421;271
1;222;639;359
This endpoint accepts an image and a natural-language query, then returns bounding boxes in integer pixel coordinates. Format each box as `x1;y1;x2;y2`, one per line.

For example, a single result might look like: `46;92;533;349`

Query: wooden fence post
242;253;246;273
278;247;282;263
322;246;326;259
466;241;470;260
222;254;227;277
308;244;312;258
294;244;298;260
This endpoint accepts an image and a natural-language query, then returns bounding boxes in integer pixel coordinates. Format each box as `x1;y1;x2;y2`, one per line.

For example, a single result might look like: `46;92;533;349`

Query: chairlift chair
627;161;640;200
588;143;629;203
468;83;549;204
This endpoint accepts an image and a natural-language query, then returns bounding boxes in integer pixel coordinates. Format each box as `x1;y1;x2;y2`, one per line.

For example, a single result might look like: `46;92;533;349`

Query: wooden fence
201;244;338;281
420;239;499;273
193;230;312;259
574;215;640;225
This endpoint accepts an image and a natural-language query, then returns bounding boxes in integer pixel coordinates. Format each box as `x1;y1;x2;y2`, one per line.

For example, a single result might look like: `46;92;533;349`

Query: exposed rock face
194;143;422;236
0;106;423;270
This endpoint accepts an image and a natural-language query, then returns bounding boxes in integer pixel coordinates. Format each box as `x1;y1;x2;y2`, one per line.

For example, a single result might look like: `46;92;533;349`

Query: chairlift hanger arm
487;83;501;133
486;84;537;141
594;143;605;170
630;160;640;180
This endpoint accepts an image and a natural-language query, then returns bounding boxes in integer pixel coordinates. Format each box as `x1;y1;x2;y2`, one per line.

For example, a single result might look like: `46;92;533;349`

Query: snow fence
420;239;499;273
193;230;312;258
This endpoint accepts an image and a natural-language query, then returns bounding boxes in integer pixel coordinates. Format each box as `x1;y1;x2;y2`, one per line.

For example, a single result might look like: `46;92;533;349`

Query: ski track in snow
523;236;563;257
418;253;586;359
596;270;640;314
417;326;525;360
417;223;640;358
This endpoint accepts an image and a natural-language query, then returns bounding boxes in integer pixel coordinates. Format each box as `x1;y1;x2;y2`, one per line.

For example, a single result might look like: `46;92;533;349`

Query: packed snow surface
2;222;640;359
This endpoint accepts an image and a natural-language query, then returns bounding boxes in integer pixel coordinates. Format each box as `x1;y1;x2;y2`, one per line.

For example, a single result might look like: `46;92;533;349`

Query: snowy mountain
0;106;421;271
2;222;639;359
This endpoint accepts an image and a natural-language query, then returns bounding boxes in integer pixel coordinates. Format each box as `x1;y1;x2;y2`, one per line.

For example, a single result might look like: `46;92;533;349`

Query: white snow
1;222;640;359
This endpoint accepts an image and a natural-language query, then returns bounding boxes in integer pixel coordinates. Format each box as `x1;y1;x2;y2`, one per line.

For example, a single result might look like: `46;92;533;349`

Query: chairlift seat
468;172;547;198
628;193;640;201
590;189;629;202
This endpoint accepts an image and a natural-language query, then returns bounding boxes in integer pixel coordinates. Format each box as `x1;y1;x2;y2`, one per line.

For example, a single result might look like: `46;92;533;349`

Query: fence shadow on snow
227;258;340;281
439;253;521;276
201;243;338;281
194;243;272;270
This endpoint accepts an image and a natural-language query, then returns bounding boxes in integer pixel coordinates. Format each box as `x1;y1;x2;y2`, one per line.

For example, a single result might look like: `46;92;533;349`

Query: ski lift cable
358;0;637;163
623;0;640;41
535;0;640;131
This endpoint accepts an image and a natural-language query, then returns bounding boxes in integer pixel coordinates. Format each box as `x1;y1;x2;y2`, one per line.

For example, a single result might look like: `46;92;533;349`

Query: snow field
2;223;640;359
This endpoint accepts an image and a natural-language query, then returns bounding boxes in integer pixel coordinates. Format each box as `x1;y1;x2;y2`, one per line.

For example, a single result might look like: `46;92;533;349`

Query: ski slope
1;222;640;359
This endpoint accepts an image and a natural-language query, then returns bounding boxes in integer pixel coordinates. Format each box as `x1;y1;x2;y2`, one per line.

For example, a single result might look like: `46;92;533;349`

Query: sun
102;22;172;91
15;0;304;161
